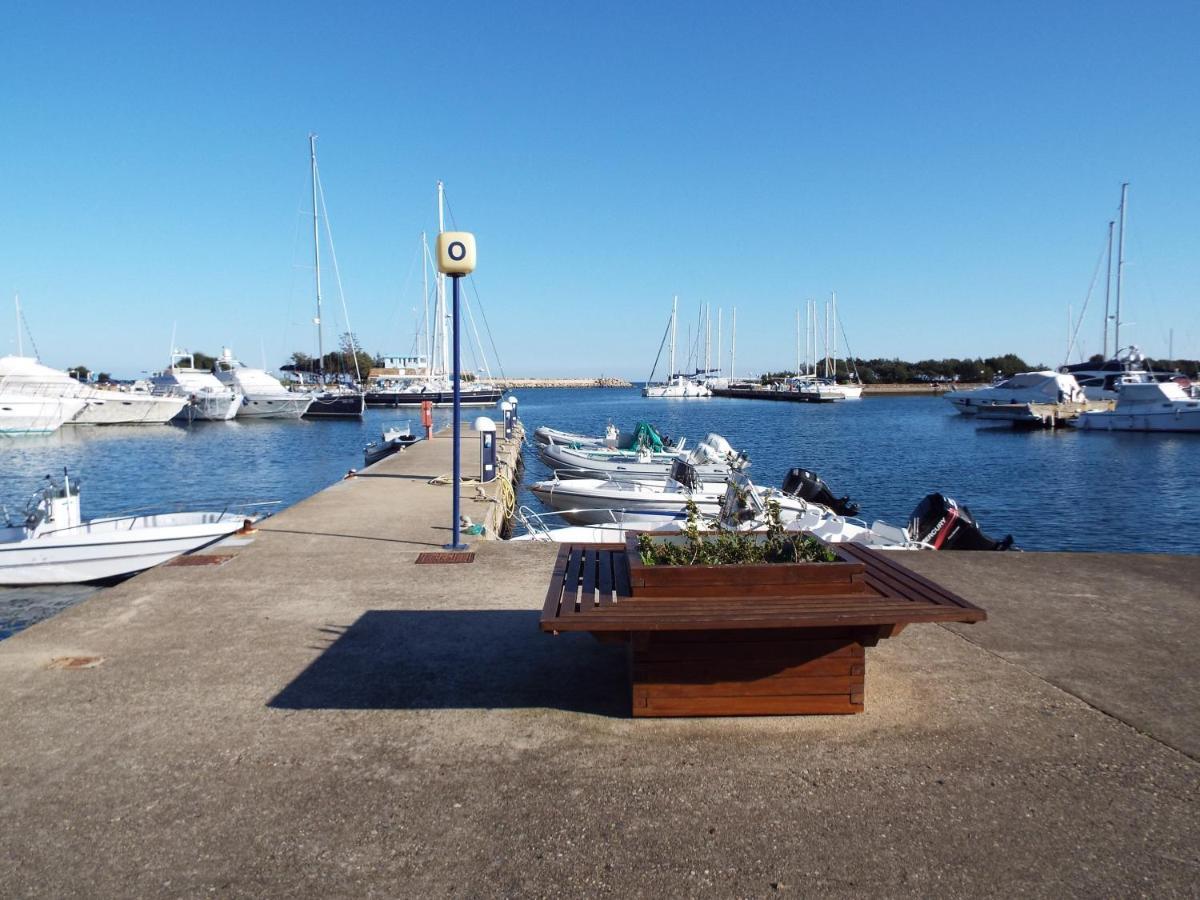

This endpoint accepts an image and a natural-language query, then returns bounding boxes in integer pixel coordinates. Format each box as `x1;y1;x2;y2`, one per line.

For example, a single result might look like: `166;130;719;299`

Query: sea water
2;389;1197;638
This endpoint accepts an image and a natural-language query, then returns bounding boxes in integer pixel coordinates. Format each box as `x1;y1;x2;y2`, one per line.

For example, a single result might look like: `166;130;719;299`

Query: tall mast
437;181;449;379
705;304;711;375
717;308;722;376
669;296;677;380
831;291;839;380
1114;182;1128;351
731;307;737;382
795;308;801;375
422;231;432;377
309;134;324;380
1102;220;1114;358
824;299;832;378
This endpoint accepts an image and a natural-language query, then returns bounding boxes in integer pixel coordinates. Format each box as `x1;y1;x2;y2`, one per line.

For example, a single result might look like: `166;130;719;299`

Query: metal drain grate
166;553;236;567
415;552;476;565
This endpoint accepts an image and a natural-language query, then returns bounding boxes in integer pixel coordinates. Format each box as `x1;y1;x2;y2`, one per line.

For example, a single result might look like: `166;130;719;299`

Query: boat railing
513;504;632;540
98;498;283;524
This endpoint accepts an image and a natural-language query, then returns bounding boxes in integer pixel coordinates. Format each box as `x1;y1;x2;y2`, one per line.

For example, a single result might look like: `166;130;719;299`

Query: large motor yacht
214;349;312;419
945;370;1085;416
150;352;242;421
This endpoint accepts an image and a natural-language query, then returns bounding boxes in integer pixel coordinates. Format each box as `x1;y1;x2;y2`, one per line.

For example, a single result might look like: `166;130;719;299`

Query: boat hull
365;388;502;408
72;394;188;425
0;513;249;585
235;394;312;419
1076;410;1200;433
0;396;87;434
304;392;366;418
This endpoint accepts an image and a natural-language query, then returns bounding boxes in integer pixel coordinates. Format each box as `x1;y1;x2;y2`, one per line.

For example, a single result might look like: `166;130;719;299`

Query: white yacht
0;356;87;433
946;371;1085;416
1059;346;1186;402
151;351;242;421
1076;380;1200;433
214;349;312;419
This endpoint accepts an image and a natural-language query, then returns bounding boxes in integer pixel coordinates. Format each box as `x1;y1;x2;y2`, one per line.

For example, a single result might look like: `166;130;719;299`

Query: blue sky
2;1;1197;378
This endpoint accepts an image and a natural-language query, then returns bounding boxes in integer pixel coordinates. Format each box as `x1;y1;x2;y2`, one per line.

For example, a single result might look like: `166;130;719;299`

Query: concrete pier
0;424;1196;896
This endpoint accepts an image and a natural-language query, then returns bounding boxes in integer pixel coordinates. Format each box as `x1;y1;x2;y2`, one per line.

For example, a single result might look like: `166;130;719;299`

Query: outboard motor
781;468;859;517
909;494;1015;551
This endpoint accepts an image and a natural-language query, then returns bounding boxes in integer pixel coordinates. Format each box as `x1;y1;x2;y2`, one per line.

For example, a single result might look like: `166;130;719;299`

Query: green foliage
637;499;838;566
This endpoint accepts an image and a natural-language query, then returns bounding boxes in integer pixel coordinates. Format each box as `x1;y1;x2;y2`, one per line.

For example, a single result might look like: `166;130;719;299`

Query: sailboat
301;134;365;418
642;297;712;398
364;184;502;408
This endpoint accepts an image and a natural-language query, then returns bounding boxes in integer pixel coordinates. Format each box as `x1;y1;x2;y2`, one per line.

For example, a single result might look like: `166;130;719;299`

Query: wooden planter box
624;532;870;599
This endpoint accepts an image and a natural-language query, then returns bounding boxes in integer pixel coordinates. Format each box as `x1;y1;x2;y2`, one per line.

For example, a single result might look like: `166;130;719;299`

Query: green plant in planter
637;498;838;566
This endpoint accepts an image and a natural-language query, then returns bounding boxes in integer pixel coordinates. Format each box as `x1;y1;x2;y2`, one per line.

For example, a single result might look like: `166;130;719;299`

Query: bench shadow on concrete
268;610;629;717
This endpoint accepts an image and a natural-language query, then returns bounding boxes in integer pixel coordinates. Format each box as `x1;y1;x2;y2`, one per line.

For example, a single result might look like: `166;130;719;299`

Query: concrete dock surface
1;427;1197;897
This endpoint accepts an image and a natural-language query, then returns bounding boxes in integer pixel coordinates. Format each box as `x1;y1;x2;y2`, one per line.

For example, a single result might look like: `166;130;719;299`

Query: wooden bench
540;542;986;717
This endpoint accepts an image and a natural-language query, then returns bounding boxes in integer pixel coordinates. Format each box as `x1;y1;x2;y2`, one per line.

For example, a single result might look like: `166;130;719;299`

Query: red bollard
421;399;434;440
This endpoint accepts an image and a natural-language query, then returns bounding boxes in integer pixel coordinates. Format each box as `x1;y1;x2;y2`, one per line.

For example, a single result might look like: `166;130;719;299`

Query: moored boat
1075;379;1200;433
0;473;271;585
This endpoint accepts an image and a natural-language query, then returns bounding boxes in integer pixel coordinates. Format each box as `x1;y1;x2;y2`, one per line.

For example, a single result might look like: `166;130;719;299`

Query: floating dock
972;399;1114;427
0;420;1196;895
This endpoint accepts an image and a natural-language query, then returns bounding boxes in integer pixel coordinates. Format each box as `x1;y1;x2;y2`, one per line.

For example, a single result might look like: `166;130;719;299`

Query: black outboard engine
909;494;1015;550
781;468;860;517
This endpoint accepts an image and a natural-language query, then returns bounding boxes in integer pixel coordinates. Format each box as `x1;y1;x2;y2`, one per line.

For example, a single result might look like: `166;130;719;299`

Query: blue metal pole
447;273;466;549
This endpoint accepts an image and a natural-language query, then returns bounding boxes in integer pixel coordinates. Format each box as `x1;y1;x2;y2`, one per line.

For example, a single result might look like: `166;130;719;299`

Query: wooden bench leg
629;628;869;717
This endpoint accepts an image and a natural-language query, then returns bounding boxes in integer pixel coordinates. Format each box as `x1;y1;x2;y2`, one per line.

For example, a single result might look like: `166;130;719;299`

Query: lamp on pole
436;230;477;551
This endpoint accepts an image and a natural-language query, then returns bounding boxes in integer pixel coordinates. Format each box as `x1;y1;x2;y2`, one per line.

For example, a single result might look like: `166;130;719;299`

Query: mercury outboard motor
781;468;859;517
909;494;1015;550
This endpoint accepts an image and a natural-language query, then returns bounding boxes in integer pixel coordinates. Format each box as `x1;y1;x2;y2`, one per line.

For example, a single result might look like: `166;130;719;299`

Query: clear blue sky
3;1;1197;378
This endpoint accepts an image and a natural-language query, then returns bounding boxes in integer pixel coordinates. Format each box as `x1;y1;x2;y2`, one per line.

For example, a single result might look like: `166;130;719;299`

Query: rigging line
462;294;485;376
17;302;42;362
1066;228;1110;366
645;312;672;384
836;315;861;382
465;271;506;383
315;166;361;382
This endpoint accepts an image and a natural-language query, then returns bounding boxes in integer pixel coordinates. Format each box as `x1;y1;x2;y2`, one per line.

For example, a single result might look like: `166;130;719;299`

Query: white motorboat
533;422;679;451
214;348;313;419
538;433;743;482
363;423;421;467
946;370;1085;416
0;473;270;585
1075;380;1200;433
151;351;243;421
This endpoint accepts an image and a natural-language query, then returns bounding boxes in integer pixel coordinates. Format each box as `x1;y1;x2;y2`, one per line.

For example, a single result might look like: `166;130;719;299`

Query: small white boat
0;473;271;585
214;348;313;419
1075;380;1200;433
151;351;243;421
363;423;421;466
946;370;1085;416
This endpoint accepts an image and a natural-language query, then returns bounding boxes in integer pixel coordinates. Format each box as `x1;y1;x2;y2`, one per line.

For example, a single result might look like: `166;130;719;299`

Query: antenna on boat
1114;182;1128;351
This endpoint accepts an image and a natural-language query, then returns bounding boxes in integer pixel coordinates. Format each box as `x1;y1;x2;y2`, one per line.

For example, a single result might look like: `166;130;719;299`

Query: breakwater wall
498;377;631;388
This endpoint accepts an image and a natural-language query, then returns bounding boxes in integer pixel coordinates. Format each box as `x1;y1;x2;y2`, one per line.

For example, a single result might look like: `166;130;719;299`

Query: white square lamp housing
436;232;476;275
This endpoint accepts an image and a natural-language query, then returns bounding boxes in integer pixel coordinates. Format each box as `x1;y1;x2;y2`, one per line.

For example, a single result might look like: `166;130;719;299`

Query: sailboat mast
437;181;449;379
1114;182;1128;351
422;232;432;378
717;308;722;376
731;307;737;382
669;295;677;380
795;308;801;375
309;134;324;379
832;291;839;380
1101;220;1114;359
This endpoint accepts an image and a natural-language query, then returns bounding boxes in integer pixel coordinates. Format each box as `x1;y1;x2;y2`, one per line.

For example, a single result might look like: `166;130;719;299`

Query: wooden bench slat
580;548;599;611
597;549;614;606
839;544;984;614
562;547;584;615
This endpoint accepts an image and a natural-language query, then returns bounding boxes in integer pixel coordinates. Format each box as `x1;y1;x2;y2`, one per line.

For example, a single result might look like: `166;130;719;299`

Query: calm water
2;389;1197;638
